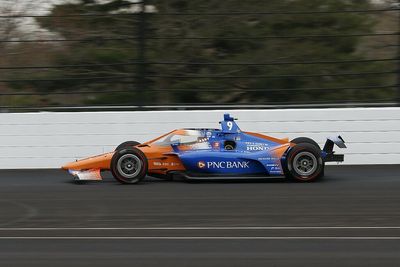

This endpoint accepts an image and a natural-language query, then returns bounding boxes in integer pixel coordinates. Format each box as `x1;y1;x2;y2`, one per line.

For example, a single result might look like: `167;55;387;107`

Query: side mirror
170;142;181;152
171;139;181;146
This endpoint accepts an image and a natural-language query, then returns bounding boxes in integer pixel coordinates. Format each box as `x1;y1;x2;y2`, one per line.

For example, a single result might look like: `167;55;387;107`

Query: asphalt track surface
0;165;399;266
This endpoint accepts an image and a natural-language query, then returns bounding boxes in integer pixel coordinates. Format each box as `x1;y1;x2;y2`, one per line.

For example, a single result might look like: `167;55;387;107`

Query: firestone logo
197;161;250;169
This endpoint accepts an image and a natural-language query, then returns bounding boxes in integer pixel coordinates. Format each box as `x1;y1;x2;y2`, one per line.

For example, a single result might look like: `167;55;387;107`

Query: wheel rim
293;151;318;176
117;154;142;179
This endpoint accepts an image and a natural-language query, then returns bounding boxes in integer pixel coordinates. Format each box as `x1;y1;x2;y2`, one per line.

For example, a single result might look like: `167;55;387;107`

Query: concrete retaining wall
0;108;399;168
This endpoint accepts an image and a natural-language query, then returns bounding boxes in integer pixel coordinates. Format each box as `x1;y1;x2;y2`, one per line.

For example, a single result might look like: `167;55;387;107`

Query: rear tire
284;143;324;182
115;141;140;151
290;137;320;150
290;137;325;178
111;148;147;184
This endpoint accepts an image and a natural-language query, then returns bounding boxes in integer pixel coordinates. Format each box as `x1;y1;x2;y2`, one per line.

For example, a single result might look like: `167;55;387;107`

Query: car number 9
227;121;233;130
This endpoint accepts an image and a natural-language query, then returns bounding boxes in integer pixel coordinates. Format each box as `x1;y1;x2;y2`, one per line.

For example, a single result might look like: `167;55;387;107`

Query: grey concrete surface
0;165;399;266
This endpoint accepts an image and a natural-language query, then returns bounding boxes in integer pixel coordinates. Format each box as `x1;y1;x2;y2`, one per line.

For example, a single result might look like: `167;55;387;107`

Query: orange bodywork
62;152;114;171
244;131;289;145
62;131;186;175
62;129;293;175
244;131;292;160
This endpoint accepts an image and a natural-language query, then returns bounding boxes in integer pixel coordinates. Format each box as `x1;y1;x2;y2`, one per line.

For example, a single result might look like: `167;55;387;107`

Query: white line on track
0;226;400;231
0;236;399;240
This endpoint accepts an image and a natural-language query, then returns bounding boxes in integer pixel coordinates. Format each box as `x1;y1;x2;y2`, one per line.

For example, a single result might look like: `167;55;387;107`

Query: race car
62;113;346;184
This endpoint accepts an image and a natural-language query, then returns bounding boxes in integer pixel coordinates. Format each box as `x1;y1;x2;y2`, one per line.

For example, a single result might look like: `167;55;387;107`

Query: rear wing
323;135;346;162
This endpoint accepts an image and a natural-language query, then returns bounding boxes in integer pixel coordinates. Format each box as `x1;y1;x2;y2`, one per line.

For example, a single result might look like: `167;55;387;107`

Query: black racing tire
115;141;140;151
290;138;325;177
290;137;320;150
284;143;324;182
111;148;148;184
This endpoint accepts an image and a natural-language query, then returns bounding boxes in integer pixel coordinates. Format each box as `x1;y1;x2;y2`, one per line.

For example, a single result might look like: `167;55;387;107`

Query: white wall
0;107;399;168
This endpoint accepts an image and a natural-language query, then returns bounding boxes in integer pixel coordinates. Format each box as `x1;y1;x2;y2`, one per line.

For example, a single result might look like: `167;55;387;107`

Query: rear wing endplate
323;135;346;162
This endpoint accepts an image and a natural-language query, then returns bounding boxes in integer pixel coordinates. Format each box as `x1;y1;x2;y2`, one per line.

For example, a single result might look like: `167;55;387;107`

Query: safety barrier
0;107;399;168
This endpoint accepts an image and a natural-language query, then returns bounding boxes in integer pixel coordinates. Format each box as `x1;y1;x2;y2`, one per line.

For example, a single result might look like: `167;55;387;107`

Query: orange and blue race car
62;113;346;184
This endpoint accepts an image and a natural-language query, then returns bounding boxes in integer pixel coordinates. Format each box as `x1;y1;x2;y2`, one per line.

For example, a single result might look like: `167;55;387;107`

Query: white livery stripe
0;226;400;231
0;236;399;240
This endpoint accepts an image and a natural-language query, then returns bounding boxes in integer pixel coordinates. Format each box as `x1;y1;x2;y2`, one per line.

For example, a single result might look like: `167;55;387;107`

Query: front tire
284;143;324;182
115;141;140;151
111;148;148;184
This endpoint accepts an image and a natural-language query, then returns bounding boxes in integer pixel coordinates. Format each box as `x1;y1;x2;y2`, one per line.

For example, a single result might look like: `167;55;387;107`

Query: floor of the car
172;171;282;180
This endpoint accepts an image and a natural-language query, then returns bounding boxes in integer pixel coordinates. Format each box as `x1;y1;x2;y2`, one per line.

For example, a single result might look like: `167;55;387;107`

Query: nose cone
61;160;79;170
61;152;114;171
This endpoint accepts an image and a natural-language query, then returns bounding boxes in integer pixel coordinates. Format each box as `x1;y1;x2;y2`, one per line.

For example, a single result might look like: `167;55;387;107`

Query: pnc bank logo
197;161;206;168
197;161;250;169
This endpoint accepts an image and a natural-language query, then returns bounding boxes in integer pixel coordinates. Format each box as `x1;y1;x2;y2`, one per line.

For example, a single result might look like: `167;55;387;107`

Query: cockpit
152;129;209;149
